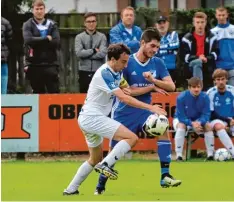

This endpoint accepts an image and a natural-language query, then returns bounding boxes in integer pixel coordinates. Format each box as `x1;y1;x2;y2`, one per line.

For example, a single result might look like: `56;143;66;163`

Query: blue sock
157;140;171;177
96;139;119;190
97;174;108;190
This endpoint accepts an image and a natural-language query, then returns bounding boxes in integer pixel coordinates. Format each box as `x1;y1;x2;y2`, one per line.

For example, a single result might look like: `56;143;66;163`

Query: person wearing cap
180;12;218;90
109;6;142;54
155;16;179;85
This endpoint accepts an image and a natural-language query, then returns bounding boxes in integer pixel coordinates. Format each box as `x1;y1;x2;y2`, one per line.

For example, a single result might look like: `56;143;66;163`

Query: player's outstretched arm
113;88;167;115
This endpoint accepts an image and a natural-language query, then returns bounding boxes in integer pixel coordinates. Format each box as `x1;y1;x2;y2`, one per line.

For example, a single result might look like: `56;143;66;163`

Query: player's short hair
32;0;45;8
216;6;228;13
188;77;203;87
140;28;161;43
84;12;97;20
212;69;228;80
107;43;130;60
193;12;207;20
121;6;135;17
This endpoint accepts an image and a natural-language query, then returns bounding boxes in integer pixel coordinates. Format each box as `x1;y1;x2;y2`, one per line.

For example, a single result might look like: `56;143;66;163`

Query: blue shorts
110;110;152;148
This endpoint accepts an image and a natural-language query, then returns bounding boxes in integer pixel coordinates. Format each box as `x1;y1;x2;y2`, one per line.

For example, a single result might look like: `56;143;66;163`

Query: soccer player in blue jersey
94;28;181;195
206;69;234;160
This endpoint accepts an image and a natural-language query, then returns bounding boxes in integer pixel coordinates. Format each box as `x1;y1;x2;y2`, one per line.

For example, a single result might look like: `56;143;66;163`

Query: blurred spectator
110;6;142;54
207;69;234;160
181;12;218;90
1;17;12;94
211;7;234;86
173;77;212;161
23;0;60;94
155;16;179;85
75;12;107;93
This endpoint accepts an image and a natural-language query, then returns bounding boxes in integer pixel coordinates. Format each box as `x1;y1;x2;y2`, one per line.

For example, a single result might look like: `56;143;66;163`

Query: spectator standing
110;6;142;54
155;16;179;85
75;12;107;93
181;12;218;90
1;17;12;94
211;7;234;86
23;0;60;94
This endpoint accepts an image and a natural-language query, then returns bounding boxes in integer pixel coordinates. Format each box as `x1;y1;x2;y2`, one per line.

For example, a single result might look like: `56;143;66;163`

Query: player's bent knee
204;123;212;131
214;123;225;131
177;123;186;130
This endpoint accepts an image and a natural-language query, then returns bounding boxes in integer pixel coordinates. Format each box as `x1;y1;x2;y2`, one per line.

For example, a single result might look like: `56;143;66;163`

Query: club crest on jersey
225;97;231;105
149;70;157;78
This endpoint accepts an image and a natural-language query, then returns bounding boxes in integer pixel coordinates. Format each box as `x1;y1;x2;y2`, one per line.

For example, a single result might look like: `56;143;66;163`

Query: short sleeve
98;68;120;93
154;58;170;79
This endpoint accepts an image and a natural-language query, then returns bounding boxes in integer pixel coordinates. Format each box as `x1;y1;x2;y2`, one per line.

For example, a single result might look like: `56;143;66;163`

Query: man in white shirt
63;43;166;195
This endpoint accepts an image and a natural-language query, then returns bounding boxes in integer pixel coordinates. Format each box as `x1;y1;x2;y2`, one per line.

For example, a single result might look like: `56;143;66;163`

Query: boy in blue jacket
173;77;213;161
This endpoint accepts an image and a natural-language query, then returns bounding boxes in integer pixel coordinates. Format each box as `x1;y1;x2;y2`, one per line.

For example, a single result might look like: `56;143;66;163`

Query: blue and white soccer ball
144;114;169;137
214;148;232;161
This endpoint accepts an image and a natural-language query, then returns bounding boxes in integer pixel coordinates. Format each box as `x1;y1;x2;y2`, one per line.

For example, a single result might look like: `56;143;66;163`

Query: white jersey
80;63;122;116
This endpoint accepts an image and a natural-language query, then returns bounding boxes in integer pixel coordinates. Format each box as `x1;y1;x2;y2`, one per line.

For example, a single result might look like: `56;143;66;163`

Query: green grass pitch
2;160;234;201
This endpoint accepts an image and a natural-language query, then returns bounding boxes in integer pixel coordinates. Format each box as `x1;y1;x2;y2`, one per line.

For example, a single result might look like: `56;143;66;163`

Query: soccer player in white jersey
206;69;234;160
63;43;167;195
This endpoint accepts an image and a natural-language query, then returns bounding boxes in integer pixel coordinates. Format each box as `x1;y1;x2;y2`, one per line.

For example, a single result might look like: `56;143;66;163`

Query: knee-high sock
204;131;215;157
217;129;234;157
157;140;172;176
101;140;131;167
66;161;93;193
175;128;186;158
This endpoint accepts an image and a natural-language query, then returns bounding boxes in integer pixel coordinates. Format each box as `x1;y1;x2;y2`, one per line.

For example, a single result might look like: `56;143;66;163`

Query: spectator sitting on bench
206;69;234;160
173;77;212;161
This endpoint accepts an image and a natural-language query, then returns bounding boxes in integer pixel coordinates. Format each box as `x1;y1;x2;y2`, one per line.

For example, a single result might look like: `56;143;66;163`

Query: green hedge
134;7;234;33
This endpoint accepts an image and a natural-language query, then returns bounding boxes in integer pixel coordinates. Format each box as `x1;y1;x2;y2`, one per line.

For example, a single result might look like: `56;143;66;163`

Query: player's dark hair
212;68;228;80
188;77;203;87
107;43;130;60
32;0;45;8
140;28;161;43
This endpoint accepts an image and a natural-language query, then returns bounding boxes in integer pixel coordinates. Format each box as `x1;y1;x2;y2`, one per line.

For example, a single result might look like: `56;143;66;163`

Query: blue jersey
174;90;210;126
207;85;234;118
112;54;169;133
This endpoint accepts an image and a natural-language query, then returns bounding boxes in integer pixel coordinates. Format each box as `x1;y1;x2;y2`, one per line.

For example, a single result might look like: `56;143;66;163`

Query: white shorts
78;115;121;148
210;119;227;129
173;118;192;132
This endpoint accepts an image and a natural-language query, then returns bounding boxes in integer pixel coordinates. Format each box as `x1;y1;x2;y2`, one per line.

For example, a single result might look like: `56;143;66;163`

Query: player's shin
65;161;93;193
204;131;215;157
101;140;131;166
216;129;234;157
157;140;172;177
175;128;186;158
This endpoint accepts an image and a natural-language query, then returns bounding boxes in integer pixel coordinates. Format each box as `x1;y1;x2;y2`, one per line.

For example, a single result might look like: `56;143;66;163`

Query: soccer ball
144;114;169;137
214;148;232;161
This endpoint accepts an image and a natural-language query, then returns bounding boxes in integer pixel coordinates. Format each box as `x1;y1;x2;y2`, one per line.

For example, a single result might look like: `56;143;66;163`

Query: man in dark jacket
1;17;12;94
181;12;219;90
23;0;60;93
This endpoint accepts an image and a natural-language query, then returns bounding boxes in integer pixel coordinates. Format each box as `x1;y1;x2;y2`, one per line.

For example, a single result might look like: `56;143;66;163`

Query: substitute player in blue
95;28;181;195
206;69;234;160
173;77;212;161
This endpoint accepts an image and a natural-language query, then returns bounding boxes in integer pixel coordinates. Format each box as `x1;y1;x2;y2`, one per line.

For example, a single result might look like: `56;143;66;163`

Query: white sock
66;161;93;193
204;131;215;157
217;129;234;157
175;128;186;158
101;140;131;167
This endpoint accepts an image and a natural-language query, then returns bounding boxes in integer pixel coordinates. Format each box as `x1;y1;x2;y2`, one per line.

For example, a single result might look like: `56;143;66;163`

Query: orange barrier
1;93;233;152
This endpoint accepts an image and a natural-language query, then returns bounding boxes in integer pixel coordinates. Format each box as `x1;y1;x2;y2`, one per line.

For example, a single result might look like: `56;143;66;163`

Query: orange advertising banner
38;93;231;152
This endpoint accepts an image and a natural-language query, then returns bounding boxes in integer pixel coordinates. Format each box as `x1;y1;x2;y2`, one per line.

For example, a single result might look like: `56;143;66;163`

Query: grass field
1;160;234;201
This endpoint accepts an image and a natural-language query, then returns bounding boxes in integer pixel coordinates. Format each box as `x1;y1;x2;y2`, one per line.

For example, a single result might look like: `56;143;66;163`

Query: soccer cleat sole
161;181;182;188
94;167;118;180
63;190;79;195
